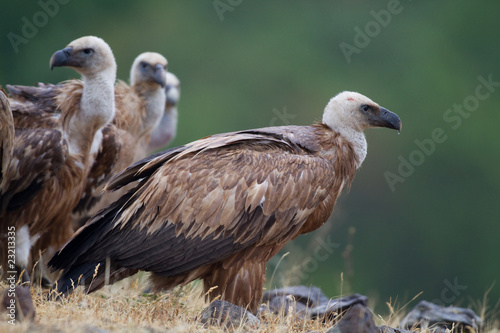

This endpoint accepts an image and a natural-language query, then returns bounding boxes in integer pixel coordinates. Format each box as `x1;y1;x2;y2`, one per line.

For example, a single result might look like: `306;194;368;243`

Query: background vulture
49;91;401;312
146;72;181;154
0;36;117;282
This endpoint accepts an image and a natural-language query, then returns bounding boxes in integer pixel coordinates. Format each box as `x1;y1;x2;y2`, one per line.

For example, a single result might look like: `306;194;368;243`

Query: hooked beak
369;107;402;132
152;64;166;88
50;46;74;70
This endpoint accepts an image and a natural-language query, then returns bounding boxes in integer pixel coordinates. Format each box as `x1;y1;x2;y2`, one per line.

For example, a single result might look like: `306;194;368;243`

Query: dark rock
400;300;482;332
310;293;368;321
326;304;378;333
377;325;413;333
262;285;330;308
259;289;311;318
0;286;36;321
262;285;368;321
199;300;260;330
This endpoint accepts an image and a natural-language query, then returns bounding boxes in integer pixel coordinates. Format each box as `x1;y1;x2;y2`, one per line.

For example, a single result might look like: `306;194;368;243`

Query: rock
400;300;483;332
310;293;368;321
326;304;378;333
262;285;330;308
261;286;369;322
260;287;316;318
0;286;36;321
199;300;260;330
267;293;309;317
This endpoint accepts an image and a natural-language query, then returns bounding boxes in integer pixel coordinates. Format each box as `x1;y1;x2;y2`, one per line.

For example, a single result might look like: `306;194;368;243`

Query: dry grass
0;273;332;333
1;273;498;332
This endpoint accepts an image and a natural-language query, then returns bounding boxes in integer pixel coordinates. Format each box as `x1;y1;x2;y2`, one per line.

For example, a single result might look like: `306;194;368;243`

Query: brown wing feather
7;81;83;131
0;127;68;214
7;83;60;124
7;83;59;106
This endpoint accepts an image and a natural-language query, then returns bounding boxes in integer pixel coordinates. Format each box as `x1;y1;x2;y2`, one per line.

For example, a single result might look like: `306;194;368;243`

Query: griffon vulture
146;72;180;153
49;91;401;311
0;36;117;282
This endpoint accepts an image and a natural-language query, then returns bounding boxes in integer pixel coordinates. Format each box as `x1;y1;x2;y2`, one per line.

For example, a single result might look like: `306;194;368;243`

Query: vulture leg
203;260;266;313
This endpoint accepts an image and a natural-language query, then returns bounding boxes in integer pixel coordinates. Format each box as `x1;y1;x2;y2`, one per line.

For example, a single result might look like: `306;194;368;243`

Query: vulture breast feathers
49;91;401;312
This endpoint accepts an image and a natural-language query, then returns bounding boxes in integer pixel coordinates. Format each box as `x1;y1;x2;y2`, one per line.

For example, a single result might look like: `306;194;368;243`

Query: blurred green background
1;0;499;315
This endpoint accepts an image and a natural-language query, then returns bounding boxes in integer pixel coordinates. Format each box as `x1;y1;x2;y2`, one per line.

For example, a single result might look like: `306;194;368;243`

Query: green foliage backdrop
1;0;499;313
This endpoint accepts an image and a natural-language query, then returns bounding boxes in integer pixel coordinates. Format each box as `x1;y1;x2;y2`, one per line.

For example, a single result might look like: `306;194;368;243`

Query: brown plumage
0;36;117;282
49;91;401;312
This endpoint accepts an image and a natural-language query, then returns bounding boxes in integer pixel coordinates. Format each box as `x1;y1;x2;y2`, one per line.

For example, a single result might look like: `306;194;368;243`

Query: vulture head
323;91;401;133
165;72;181;108
49;36;116;78
130;52;167;88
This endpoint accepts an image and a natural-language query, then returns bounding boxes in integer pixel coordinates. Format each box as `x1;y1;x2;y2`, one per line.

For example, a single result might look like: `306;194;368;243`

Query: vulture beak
369;107;402;132
152;64;167;88
50;46;75;70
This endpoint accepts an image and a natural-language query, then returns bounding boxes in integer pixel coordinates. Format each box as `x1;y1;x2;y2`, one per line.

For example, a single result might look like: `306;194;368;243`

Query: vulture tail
52;262;104;296
48;186;138;296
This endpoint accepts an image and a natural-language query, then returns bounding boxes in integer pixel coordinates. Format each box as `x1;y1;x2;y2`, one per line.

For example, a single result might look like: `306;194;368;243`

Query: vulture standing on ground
0;36;117;282
49;91;401;312
146;72;180;154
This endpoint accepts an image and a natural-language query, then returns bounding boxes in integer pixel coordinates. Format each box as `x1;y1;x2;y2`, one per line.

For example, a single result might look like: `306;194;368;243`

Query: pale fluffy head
57;36;117;78
130;52;168;87
322;91;401;165
323;91;377;132
323;91;401;132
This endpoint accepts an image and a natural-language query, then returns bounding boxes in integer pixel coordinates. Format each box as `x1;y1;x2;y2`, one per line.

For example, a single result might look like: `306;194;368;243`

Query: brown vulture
0;36;117;282
146;72;180;154
48;91;401;312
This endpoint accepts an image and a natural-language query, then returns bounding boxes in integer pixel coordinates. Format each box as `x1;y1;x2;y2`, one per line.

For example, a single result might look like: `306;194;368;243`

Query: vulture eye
361;105;372;113
82;48;94;55
140;62;149;69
